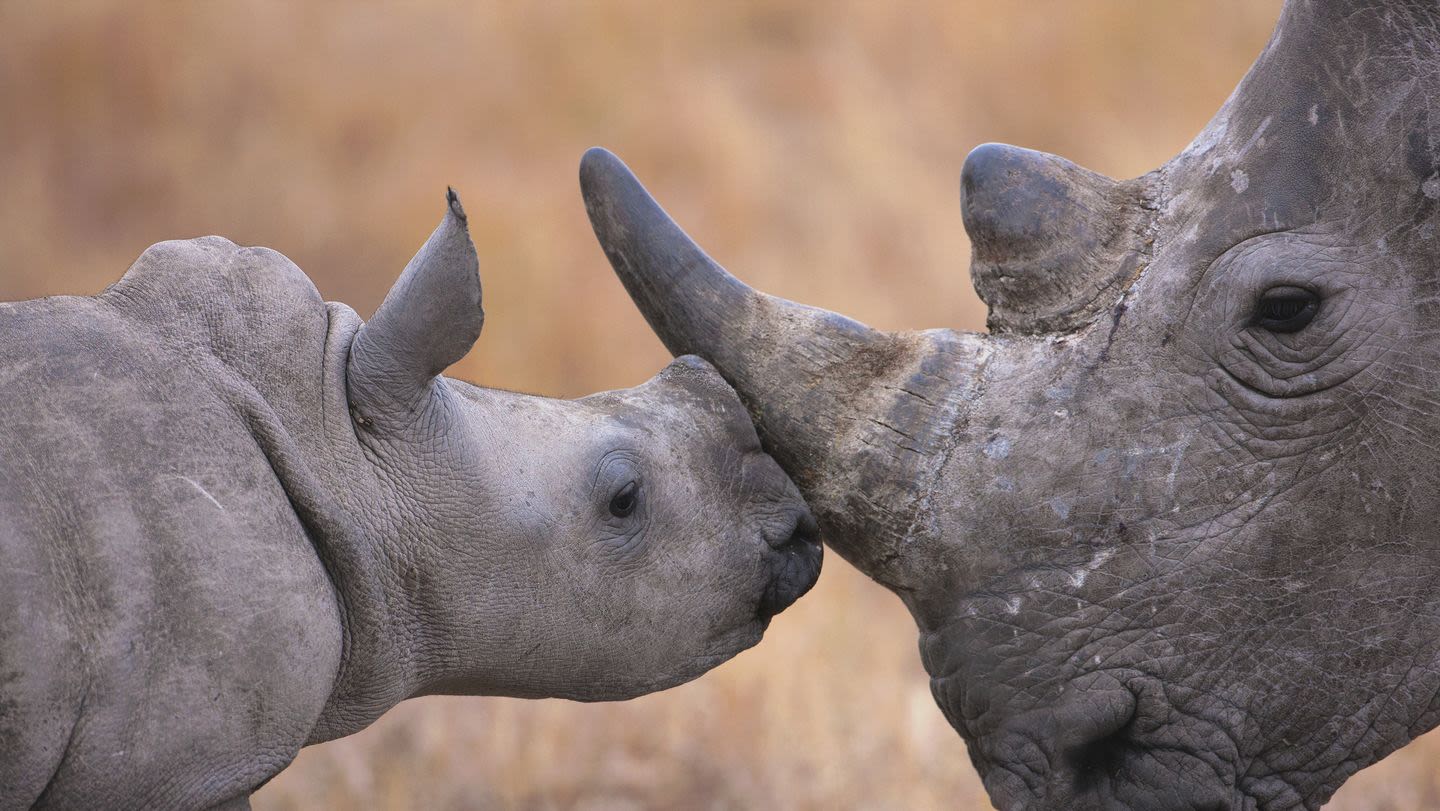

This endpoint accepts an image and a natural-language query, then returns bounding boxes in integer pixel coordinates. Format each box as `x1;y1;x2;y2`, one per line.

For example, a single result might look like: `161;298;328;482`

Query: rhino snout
757;507;822;620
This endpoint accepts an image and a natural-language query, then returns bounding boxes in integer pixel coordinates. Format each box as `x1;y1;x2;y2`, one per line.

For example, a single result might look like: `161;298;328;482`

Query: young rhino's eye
1252;286;1320;333
609;481;639;518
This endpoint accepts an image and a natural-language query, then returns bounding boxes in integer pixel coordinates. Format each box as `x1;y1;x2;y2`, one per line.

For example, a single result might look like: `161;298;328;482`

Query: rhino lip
756;511;823;619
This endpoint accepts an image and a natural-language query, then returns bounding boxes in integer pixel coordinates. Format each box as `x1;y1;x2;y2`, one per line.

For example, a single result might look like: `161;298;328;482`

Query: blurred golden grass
2;1;1437;807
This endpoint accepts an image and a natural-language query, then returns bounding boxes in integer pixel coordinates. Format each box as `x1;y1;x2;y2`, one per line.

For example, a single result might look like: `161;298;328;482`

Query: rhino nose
768;507;819;551
757;508;823;619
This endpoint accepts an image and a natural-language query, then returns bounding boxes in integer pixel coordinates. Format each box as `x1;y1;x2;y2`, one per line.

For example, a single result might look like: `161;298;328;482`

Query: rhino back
0;240;347;808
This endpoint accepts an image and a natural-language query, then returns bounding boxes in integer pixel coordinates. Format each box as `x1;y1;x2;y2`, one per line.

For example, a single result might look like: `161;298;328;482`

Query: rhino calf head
298;192;823;735
582;1;1440;807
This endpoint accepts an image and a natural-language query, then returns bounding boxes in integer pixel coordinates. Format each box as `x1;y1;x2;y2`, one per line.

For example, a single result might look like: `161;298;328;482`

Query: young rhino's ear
349;189;483;423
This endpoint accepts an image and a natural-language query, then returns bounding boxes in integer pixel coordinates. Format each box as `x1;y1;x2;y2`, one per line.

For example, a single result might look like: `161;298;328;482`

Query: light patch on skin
170;474;225;511
984;435;1012;459
1165;430;1197;502
1231;169;1250;193
1005;597;1022;616
1189;109;1231;169
1423;173;1440;200
1233;114;1272;162
1048;498;1070;520
1043;383;1073;402
1309;104;1320;125
1070;547;1116;587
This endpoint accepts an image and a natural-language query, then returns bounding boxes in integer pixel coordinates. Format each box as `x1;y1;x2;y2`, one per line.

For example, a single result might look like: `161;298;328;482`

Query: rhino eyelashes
1251;286;1320;333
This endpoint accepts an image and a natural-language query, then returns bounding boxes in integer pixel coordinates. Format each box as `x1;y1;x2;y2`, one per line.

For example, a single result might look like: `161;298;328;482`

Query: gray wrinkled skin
0;191;821;810
582;1;1440;808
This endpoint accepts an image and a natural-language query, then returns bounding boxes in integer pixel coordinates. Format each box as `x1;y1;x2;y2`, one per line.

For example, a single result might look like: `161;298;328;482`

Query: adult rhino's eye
1252;286;1320;333
609;481;639;518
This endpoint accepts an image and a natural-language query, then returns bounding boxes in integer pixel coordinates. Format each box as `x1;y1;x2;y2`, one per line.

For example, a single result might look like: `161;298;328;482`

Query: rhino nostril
1066;722;1137;792
770;510;820;550
1060;691;1140;793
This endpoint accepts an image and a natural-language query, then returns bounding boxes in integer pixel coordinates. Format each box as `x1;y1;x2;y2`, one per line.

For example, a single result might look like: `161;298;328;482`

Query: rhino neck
243;302;428;744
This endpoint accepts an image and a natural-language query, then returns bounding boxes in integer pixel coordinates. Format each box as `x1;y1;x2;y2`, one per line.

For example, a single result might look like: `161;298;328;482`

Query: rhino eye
1252;286;1320;333
609;481;639;518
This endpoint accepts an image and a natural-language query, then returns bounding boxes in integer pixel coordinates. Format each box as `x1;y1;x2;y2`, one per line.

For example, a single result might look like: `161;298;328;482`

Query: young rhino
0;191;821;810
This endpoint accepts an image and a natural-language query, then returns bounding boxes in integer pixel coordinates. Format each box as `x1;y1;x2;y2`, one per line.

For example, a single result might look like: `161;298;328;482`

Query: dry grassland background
1;1;1437;808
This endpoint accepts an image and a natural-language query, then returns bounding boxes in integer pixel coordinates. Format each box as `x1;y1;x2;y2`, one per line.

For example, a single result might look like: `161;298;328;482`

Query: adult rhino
0;191;821;810
581;0;1440;807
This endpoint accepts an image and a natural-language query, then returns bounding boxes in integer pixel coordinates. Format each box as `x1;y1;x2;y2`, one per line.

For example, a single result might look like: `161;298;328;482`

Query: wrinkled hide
0;193;820;809
584;1;1440;807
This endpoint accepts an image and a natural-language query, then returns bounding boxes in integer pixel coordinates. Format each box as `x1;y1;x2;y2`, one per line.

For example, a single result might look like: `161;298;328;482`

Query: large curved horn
581;148;989;587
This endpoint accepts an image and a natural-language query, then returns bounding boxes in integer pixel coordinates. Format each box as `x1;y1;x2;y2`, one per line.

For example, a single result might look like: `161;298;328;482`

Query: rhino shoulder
113;234;321;300
98;236;344;410
101;235;329;349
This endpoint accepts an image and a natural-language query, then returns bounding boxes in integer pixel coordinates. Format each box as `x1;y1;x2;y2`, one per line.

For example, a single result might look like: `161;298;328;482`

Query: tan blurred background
2;1;1436;808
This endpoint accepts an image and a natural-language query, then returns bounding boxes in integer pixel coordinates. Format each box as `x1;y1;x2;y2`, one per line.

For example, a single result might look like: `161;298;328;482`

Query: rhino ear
349;188;483;421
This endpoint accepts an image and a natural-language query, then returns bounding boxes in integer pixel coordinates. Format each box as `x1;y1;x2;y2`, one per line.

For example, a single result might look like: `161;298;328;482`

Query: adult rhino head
581;1;1440;807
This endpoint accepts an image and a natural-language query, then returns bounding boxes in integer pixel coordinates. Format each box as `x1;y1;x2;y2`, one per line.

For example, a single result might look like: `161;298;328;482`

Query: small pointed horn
960;143;1149;335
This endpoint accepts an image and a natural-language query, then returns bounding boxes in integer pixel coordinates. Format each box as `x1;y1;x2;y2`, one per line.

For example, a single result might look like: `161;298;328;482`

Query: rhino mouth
756;509;823;620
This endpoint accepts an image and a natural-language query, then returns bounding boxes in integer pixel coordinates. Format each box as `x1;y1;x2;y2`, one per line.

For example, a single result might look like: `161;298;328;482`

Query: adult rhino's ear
349;188;483;425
